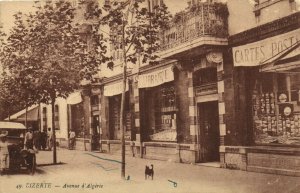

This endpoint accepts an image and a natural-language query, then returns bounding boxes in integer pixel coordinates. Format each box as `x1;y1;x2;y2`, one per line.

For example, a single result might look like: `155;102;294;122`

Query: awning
138;65;174;88
0;121;26;130
5;105;39;121
104;80;129;97
260;41;300;72
15;106;39;121
66;91;82;105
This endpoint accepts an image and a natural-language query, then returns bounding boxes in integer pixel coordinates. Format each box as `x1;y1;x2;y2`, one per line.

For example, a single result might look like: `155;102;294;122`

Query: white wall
227;0;257;35
227;0;300;36
40;98;69;139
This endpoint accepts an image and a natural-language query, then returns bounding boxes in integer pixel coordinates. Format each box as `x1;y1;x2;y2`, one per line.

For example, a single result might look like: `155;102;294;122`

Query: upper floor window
42;107;47;131
193;67;217;86
91;95;99;106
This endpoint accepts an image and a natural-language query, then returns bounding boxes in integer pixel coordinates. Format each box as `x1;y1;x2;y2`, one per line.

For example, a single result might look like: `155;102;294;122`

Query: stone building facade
81;0;300;176
83;0;229;164
220;0;300;176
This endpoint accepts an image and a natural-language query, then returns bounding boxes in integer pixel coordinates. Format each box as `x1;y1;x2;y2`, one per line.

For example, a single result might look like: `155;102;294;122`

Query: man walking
24;127;34;149
47;128;53;151
69;130;76;150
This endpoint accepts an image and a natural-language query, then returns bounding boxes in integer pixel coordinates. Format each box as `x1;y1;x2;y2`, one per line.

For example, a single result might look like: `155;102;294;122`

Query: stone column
216;54;226;166
187;71;198;162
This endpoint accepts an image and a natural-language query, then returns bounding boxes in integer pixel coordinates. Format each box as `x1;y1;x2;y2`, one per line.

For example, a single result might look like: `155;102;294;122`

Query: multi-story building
85;0;300;176
6;0;300;176
221;0;300;176
84;0;229;164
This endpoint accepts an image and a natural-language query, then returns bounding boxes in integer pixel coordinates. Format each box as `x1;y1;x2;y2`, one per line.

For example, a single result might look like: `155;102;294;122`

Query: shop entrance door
91;115;100;151
198;101;220;162
109;96;121;140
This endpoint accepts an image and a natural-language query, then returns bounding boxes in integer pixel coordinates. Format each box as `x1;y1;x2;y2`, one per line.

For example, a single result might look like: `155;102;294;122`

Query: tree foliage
0;0;107;106
88;0;171;69
0;73;25;120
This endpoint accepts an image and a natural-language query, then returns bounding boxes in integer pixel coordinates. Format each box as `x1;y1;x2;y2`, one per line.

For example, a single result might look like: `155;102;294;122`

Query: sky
0;0;187;35
0;1;35;35
0;0;188;76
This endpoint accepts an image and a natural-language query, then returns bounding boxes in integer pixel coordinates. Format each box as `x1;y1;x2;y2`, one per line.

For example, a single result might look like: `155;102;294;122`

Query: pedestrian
69;130;76;150
0;133;9;174
24;127;34;149
47;128;53;151
33;130;41;150
41;128;47;150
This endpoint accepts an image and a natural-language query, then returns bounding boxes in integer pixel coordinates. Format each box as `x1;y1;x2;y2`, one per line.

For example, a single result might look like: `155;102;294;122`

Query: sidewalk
34;149;300;193
1;149;299;193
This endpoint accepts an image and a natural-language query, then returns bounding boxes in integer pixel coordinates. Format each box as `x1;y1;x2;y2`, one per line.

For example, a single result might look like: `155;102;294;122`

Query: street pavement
0;148;299;193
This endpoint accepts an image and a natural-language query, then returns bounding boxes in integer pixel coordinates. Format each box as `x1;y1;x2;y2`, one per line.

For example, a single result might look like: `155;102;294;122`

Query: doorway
91;115;100;150
197;101;220;162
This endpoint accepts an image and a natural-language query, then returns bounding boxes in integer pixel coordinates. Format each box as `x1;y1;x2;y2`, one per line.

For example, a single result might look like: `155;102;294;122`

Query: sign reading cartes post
232;28;300;67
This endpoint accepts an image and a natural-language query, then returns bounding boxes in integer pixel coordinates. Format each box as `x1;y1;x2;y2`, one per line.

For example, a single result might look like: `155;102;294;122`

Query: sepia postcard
0;0;300;193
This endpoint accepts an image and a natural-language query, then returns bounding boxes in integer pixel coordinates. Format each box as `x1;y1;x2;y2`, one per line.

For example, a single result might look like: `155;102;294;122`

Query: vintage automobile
0;121;36;175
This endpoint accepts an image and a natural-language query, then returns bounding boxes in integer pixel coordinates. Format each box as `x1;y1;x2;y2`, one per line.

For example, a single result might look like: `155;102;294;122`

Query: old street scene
0;0;300;193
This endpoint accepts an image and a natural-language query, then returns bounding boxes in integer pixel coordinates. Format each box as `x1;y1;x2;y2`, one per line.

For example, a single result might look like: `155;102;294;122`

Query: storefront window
149;83;177;142
253;73;300;145
109;94;131;140
71;103;85;138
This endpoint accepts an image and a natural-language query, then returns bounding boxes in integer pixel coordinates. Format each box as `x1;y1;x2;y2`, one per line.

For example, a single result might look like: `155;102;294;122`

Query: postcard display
150;85;177;142
253;92;300;145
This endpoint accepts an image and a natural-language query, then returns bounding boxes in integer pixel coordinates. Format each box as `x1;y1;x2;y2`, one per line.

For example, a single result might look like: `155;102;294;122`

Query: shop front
101;79;134;154
138;64;180;161
193;65;220;163
223;27;300;176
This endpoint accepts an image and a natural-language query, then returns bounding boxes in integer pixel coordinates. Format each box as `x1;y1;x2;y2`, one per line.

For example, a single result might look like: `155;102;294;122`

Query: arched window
54;105;60;130
42;107;47;131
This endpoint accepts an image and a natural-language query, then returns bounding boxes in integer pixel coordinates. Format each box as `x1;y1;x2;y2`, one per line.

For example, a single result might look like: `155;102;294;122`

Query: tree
89;0;171;179
0;12;37;125
0;0;107;164
0;73;25;121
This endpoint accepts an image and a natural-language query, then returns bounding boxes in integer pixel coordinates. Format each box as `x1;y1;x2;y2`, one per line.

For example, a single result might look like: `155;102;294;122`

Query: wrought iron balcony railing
160;3;228;51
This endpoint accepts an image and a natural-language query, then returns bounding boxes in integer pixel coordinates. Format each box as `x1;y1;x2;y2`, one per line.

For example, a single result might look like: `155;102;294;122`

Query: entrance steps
196;162;220;168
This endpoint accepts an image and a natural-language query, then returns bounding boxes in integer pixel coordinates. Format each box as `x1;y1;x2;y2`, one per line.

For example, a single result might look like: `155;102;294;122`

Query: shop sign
103;81;128;97
233;28;300;67
138;66;174;88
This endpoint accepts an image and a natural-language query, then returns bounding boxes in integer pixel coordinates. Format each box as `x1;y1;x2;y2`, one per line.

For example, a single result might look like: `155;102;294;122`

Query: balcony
159;3;228;59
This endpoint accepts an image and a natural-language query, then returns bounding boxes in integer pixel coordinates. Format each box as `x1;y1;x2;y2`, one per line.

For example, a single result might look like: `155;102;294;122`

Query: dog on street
145;164;154;180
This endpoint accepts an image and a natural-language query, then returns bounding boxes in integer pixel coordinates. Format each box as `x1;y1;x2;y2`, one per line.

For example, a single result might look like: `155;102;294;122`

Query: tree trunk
25;105;28;128
8;108;10;121
51;99;57;164
120;18;127;180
